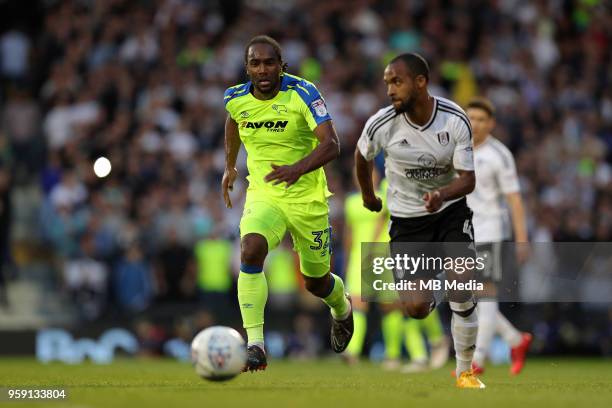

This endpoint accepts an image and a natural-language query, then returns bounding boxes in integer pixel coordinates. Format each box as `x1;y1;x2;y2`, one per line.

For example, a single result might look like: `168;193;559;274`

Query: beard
393;95;416;114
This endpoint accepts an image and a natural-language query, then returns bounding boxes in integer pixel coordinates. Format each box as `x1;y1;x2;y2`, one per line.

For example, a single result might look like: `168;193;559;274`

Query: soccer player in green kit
222;35;353;372
344;175;449;372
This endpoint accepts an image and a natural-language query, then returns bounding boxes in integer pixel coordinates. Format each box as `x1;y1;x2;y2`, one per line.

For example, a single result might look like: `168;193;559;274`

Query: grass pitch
0;357;610;408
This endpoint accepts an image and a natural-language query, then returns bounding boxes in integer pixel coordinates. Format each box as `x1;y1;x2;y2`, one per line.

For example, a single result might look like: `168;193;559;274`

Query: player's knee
401;302;431;320
303;275;331;298
240;234;268;266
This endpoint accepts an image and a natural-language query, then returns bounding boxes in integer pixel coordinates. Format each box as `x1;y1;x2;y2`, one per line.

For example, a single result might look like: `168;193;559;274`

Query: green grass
0;357;611;408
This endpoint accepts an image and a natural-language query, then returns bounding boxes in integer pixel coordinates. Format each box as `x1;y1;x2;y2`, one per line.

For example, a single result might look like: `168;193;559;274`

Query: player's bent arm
296;120;340;173
354;149;382;212
506;191;528;243
424;170;474;213
222;115;241;208
439;170;475;201
264;120;339;187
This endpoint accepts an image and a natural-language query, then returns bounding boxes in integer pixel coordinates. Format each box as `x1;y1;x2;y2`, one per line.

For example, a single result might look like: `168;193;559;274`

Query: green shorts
240;193;331;278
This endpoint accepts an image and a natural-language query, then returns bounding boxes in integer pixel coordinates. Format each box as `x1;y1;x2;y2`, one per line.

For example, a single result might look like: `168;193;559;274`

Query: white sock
496;310;522;347
473;300;498;366
450;300;478;377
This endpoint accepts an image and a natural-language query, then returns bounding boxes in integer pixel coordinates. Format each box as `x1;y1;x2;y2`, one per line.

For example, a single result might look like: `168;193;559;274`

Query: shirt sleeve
295;81;332;130
452;119;474;171
223;85;243;121
357;113;388;161
494;146;520;194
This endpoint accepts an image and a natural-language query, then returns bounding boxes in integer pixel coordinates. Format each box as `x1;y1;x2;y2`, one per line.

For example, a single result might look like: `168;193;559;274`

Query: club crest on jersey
271;104;287;114
437;131;449;146
311;99;328;117
418;153;437;168
240;111;250;118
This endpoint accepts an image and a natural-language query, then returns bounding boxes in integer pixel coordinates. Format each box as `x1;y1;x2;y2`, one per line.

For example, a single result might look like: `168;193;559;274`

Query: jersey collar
402;97;438;131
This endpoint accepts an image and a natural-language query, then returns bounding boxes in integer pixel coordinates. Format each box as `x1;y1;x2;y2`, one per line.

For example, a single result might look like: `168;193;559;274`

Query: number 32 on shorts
310;227;332;256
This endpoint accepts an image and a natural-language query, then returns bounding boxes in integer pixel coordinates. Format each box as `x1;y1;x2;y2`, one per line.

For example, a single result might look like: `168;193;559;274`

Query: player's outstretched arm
354;148;382;212
506;191;530;263
423;170;475;213
264;120;340;187
222;114;241;208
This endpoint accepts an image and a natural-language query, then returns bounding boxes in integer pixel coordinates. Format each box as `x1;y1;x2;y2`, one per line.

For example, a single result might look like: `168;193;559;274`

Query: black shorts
389;198;475;281
389;198;474;243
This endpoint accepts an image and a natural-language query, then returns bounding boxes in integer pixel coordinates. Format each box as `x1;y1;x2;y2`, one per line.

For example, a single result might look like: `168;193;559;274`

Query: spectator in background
1;86;42;179
286;314;322;359
0;28;30;82
154;228;195;302
134;319;166;357
62;233;108;320
114;242;153;313
49;170;88;211
0;156;12;308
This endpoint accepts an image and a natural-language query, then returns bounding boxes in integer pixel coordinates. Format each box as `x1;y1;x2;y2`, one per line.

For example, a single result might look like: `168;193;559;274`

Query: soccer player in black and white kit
465;97;532;376
354;53;485;388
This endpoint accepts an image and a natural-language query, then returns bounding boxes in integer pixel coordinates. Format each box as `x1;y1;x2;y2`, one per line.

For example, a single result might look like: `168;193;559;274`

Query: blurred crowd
0;0;611;334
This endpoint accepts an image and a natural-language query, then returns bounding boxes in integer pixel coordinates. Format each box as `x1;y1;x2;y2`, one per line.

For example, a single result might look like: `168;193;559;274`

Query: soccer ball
191;326;247;381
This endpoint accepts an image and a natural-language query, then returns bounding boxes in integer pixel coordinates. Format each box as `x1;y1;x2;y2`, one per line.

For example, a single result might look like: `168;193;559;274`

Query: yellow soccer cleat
456;369;486;389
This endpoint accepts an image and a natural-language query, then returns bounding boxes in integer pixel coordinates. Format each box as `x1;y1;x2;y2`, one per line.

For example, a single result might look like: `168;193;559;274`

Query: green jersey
224;73;332;202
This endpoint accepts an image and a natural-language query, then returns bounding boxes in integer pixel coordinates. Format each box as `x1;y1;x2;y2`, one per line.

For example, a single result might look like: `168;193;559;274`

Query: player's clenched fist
362;194;383;212
222;167;238;208
423;190;443;213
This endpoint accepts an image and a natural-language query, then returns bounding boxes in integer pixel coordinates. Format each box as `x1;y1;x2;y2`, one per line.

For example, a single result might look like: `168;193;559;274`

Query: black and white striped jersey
357;96;474;218
467;136;520;242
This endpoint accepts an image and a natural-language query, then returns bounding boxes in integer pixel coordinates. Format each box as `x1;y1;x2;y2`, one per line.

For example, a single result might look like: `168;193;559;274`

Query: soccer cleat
510;332;532;375
456;369;486;389
330;294;354;353
243;345;267;373
451;362;483;377
429;336;450;369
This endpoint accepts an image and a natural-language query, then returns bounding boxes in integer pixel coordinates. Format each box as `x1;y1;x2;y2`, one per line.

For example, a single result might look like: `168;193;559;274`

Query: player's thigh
436;199;474;243
240;196;287;253
285;200;331;278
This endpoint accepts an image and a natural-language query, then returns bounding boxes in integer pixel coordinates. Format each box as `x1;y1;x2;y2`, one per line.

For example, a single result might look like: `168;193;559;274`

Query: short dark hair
390;53;430;82
466;97;496;117
244;35;288;72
